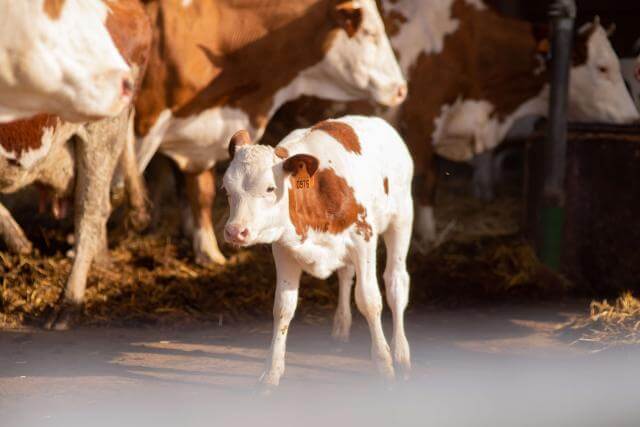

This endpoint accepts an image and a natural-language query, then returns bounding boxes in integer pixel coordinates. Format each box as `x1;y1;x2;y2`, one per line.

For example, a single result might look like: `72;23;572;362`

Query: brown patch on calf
383;177;389;194
135;0;367;137
286;165;370;241
312;120;361;154
274;146;289;159
43;0;65;20
0;115;58;160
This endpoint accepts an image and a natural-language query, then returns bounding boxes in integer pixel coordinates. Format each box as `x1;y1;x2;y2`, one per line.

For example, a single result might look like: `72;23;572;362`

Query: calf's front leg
47;112;128;330
185;168;226;265
260;244;302;390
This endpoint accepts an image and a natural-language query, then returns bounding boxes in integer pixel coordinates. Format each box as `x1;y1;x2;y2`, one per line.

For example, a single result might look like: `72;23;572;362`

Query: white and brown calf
223;116;414;387
0;0;136;123
133;0;407;266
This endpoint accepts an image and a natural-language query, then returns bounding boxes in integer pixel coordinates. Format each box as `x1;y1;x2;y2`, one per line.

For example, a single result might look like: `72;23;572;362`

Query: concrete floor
1;303;639;427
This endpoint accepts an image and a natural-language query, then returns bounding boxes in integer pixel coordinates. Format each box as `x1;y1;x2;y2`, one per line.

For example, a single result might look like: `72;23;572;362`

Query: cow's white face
0;0;133;123
223;144;288;247
320;0;407;107
568;23;640;124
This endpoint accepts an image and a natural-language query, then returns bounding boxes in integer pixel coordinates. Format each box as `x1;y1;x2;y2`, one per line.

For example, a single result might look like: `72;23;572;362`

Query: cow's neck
173;0;338;129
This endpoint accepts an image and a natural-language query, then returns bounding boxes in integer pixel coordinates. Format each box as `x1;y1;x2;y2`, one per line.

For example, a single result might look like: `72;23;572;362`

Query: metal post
538;0;576;270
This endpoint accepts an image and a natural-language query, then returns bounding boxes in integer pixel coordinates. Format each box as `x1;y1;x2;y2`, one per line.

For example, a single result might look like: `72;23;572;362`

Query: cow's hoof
46;302;82;331
128;207;151;233
195;250;227;266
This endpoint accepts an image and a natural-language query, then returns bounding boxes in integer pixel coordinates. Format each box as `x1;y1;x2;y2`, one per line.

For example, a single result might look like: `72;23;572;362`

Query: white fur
223;116;414;386
0;0;132;123
567;25;639;124
382;0;485;75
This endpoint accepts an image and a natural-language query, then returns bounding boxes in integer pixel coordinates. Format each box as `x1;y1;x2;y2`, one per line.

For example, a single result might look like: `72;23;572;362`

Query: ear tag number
296;179;310;189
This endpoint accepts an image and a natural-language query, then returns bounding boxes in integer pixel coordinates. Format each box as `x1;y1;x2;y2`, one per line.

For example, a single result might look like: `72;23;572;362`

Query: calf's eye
598;66;608;74
266;186;276;193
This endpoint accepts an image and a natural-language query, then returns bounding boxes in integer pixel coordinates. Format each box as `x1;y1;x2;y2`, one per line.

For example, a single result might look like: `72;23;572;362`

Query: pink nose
225;224;249;243
635;65;640;83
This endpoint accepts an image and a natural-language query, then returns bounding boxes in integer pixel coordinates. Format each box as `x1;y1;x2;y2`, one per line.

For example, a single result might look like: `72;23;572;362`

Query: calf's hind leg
353;237;395;381
382;208;413;378
332;264;355;342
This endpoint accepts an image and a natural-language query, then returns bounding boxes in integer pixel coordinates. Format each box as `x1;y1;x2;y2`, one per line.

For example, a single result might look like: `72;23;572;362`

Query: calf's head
223;130;323;246
568;19;640;123
318;0;407;107
0;0;133;123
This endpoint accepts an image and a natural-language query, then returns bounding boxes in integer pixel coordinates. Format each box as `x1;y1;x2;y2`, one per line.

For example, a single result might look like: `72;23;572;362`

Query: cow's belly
159;106;255;172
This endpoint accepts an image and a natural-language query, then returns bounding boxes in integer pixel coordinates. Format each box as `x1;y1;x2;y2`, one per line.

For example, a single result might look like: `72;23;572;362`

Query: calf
0;0;136;123
0;0;152;329
134;0;406;265
223;116;414;388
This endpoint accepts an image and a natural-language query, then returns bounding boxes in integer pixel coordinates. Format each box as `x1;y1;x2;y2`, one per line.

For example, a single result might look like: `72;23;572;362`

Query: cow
0;0;137;123
223;115;413;388
0;0;152;330
362;1;640;249
133;0;407;266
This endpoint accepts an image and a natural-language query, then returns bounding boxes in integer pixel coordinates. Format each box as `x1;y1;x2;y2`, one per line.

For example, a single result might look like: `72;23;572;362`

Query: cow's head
222;131;298;246
567;18;640;123
316;0;407;107
0;0;134;123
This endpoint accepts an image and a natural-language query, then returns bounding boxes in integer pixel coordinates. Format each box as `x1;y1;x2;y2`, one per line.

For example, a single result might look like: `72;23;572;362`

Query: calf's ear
331;1;363;38
228;130;252;159
283;154;319;178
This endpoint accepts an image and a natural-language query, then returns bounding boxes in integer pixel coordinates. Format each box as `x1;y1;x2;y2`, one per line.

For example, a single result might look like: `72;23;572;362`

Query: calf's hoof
331;315;351;343
46;301;82;331
128;206;151;233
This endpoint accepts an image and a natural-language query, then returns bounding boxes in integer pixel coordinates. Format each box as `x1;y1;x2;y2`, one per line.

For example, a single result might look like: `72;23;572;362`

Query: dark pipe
537;0;576;270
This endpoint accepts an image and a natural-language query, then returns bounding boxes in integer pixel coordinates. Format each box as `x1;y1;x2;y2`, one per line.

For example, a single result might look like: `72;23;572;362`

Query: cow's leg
47;113;128;330
121;109;150;231
353;237;395;381
414;151;439;253
0;202;32;254
471;150;495;201
184;169;226;265
383;205;413;379
332;264;355;343
260;244;302;390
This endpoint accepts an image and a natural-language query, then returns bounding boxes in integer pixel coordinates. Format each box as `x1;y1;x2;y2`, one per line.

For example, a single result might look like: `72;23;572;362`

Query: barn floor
1;160;639;425
1;304;639;427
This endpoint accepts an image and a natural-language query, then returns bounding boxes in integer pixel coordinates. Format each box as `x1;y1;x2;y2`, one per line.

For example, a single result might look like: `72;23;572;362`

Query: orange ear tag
293;162;313;190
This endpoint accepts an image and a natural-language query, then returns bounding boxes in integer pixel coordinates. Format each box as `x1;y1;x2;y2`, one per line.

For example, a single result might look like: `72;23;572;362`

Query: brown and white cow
133;0;407;265
0;0;152;329
0;0;137;123
223;116;413;388
368;1;640;248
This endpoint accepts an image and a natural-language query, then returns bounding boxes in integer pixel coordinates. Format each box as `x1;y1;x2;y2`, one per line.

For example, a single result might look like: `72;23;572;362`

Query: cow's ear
332;1;363;38
283;154;319;178
228;130;252;160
